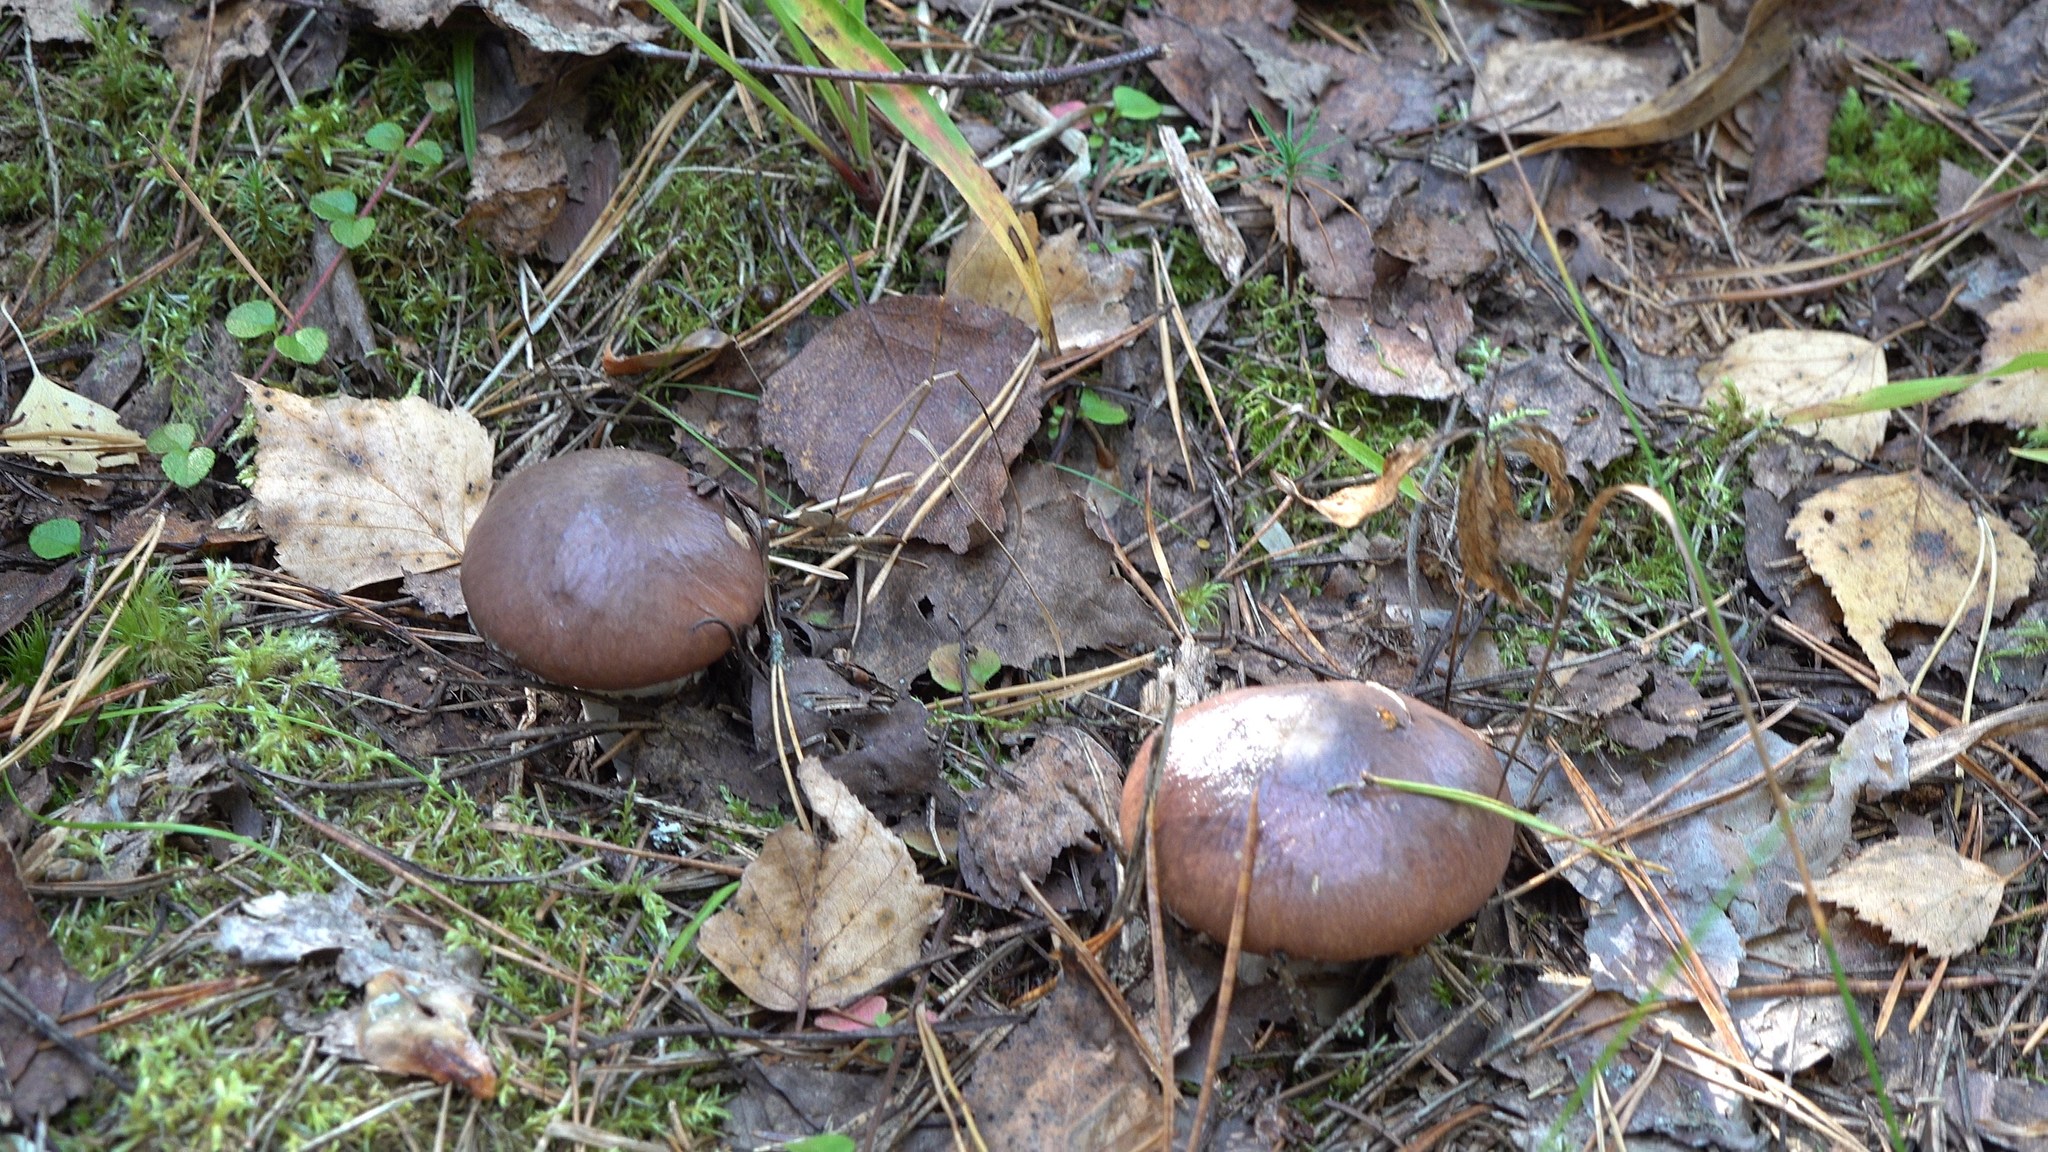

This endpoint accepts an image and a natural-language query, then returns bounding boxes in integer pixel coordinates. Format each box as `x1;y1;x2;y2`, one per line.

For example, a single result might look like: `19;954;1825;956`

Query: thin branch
627;42;1163;90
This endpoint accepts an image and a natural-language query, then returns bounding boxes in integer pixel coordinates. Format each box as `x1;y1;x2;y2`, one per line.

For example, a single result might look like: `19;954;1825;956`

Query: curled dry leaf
946;213;1141;353
7;374;144;475
246;380;492;593
698;760;942;1012
1704;330;1888;461
1274;439;1433;530
759;297;1045;553
1939;265;2048;430
1455;432;1575;606
1787;472;2035;696
1813;836;2005;958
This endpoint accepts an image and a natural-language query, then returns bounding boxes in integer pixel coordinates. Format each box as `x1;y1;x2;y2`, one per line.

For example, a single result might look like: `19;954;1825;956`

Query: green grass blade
451;32;479;169
1779;350;2048;422
1323;427;1425;502
641;0;861;187
761;0;872;169
777;0;1054;343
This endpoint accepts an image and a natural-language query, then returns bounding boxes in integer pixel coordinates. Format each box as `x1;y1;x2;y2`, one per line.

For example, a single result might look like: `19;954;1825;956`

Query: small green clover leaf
1077;388;1129;425
148;424;214;488
403;139;444;168
225;300;278;340
273;326;329;365
328;215;376;249
423;81;456;113
364;121;405;152
308;188;358;222
29;518;81;560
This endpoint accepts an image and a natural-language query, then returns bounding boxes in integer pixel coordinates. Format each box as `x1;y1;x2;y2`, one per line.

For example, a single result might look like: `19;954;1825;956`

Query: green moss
1803;86;1978;251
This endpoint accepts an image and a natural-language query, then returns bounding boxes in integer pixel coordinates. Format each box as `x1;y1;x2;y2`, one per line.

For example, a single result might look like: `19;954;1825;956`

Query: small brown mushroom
1120;681;1512;962
460;449;763;692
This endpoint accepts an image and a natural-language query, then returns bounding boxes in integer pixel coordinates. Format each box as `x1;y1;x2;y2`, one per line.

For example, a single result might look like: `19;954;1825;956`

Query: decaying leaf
1939;265;2048;430
958;727;1121;908
946;213;1141;353
1472;39;1679;136
126;0;278;99
246;380;492;593
760;296;1045;553
1316;277;1473;401
698;760;942;1012
465;124;572;256
1814;836;2005;958
1;838;102;1125
1787;472;2036;695
354;0;659;54
355;970;496;1097
7;373;144;475
1705;330;1888;461
1;0;108;40
1274;439;1432;530
1455;432;1575;606
856;463;1168;687
1473;352;1628;481
963;973;1164;1148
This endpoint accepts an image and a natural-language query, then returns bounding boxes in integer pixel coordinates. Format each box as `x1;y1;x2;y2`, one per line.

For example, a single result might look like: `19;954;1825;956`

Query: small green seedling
29;518;81;560
784;1136;856;1152
1048;387;1130;434
148;423;215;488
1111;85;1164;122
309;187;376;249
366;119;443;168
225;300;329;366
928;644;1001;693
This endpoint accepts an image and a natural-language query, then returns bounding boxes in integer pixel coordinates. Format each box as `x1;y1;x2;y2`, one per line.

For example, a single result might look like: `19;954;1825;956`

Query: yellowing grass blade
780;0;1055;345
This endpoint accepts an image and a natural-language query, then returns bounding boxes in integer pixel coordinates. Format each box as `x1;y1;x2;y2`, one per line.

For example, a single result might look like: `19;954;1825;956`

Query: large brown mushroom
1119;681;1512;962
460;449;763;693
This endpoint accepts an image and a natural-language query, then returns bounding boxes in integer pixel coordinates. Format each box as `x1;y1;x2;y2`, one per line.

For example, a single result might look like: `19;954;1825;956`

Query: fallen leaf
127;0;277;99
3;0;106;40
356;0;659;53
958;727;1121;909
698;760;942;1012
246;380;492;593
1939;265;2048;430
1246;183;1373;301
855;463;1168;687
1787;472;2036;695
760;296;1045;553
1374;167;1500;285
963;974;1164;1148
1814;836;2005;958
946;214;1141;353
1316;276;1472;401
216;890;485;990
465;122;571;256
1705;331;1888;461
1472;39;1680;136
356;969;496;1097
1274;439;1431;530
1473;351;1629;481
0;838;102;1124
1480;0;1800;169
7;373;144;475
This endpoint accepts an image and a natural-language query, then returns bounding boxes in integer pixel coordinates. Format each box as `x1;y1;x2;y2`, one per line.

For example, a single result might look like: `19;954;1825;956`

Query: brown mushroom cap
1119;681;1512;962
459;449;763;692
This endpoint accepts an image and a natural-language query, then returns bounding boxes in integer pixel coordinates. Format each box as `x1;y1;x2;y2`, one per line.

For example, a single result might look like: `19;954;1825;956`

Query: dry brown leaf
1274;439;1432;530
246;380;492;593
759;296;1044;553
6;373;144;475
354;0;658;53
2;0;108;40
1479;0;1799;169
357;969;497;1098
958;727;1121;909
1939;265;2048;430
698;760;942;1012
1705;330;1888;461
1813;836;2005;958
1787;472;2036;695
946;214;1139;353
1472;39;1679;136
1;837;101;1123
